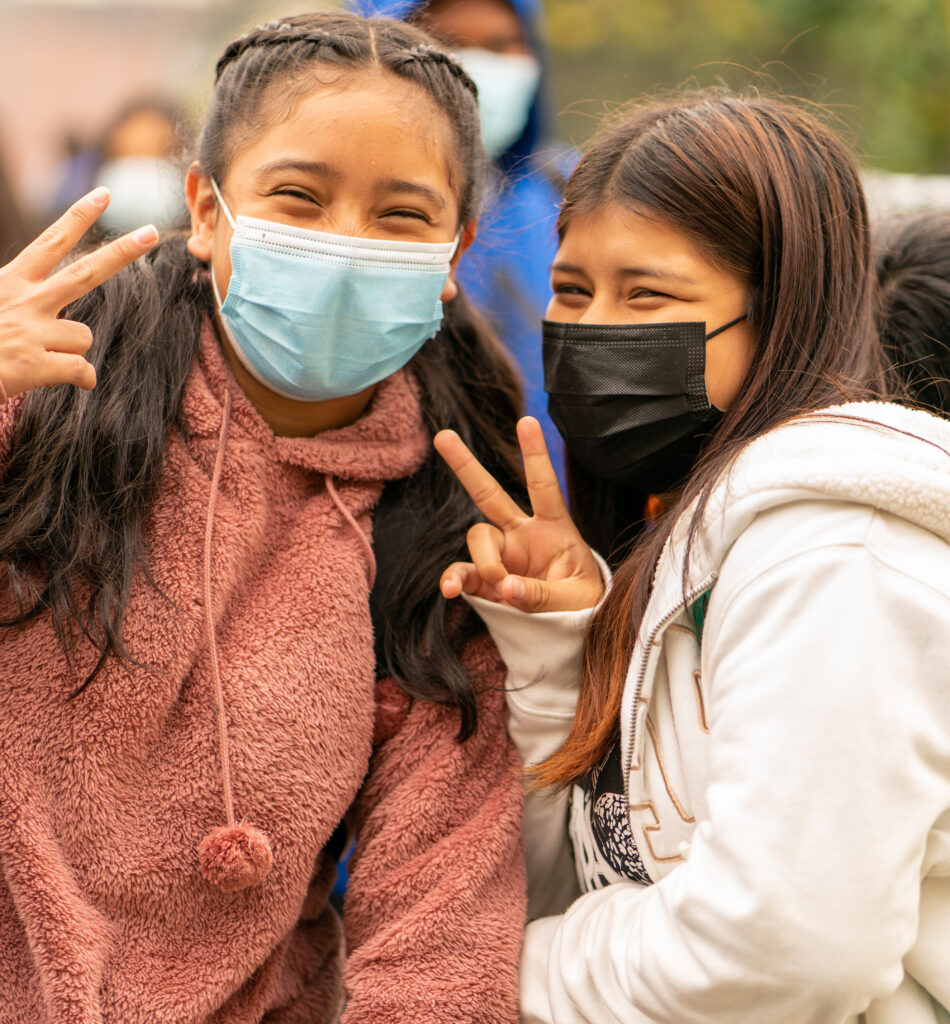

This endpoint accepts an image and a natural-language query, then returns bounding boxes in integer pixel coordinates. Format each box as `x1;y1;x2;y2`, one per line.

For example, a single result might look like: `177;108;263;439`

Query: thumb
499;573;602;613
498;574;553;613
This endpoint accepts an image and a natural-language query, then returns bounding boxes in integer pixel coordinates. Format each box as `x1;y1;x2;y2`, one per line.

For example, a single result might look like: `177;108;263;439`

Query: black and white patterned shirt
570;738;653;892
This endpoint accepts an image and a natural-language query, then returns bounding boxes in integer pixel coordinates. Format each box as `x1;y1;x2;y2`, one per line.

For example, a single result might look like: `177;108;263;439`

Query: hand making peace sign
0;187;159;398
434;416;604;613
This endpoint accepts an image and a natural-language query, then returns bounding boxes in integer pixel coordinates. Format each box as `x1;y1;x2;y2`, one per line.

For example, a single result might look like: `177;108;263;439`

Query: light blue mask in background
454;48;542;160
210;180;457;402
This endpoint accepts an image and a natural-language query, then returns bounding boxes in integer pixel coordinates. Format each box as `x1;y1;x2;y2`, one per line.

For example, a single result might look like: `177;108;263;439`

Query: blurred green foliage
545;0;950;172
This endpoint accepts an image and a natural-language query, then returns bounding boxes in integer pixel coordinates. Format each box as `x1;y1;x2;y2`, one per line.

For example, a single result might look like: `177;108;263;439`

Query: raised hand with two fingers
435;416;604;613
0;187;159;400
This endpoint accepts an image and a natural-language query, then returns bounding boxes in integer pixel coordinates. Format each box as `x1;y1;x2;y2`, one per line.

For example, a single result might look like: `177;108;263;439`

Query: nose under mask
543;314;747;495
210;179;457;402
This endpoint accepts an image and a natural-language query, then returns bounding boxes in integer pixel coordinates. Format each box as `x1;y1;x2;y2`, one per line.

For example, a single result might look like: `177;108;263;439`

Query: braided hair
201;13;483;225
0;11;525;738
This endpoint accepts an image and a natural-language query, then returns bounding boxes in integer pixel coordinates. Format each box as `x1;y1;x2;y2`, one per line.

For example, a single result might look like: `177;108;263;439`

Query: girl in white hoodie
435;92;950;1023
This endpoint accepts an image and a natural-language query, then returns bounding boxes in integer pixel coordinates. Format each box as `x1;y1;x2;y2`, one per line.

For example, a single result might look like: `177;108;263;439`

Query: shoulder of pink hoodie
0;322;525;1024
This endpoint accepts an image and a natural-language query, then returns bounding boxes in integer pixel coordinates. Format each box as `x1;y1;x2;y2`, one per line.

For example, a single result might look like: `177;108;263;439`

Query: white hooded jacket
470;402;950;1024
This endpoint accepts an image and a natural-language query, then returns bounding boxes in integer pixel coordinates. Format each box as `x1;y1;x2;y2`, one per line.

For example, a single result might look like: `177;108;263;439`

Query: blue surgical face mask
210;180;457;402
453;48;541;160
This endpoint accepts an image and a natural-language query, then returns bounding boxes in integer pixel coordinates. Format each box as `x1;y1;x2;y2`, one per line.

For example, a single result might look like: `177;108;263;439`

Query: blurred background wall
1;0;949;232
0;0;297;228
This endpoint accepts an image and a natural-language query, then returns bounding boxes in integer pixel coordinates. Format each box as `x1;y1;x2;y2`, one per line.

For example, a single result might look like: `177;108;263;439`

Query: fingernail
133;225;158;244
510;577;526;600
89;186;110;206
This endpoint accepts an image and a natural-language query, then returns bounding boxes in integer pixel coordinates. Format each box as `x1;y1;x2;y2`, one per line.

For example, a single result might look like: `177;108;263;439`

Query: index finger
433;429;526;531
9;187;113;281
516;416;570;521
41;222;159;312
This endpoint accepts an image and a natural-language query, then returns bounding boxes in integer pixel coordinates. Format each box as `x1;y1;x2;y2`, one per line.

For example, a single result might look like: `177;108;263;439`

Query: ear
440;220;477;303
185;162;218;262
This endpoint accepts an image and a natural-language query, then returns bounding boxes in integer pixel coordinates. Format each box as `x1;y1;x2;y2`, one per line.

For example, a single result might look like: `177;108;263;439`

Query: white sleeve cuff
462;550;611;721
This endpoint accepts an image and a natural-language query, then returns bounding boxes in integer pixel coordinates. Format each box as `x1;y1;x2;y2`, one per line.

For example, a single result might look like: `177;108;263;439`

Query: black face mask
543;315;746;496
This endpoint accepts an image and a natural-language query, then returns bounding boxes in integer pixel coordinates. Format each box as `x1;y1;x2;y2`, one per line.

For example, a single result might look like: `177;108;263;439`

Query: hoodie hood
186;319;430;483
347;0;551;161
649;401;950;625
619;399;950;858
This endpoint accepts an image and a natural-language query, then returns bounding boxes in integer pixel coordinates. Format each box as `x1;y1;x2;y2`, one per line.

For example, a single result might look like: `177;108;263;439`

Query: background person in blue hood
349;0;575;484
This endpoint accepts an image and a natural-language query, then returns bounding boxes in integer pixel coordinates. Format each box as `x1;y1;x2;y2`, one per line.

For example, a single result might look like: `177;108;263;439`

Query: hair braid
200;12;484;223
390;44;479;99
214;20;363;83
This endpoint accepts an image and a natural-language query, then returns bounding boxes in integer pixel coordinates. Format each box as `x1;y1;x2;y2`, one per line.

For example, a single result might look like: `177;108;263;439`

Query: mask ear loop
210;268;227;312
209;178;237;231
207;178;236;313
705;313;748;340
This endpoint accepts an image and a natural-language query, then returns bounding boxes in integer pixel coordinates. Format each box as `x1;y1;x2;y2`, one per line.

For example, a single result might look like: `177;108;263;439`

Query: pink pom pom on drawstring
198;823;273;892
197;394;273;895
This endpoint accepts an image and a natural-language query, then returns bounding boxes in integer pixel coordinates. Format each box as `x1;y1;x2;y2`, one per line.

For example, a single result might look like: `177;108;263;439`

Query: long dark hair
0;11;523;739
534;92;892;787
875;212;950;416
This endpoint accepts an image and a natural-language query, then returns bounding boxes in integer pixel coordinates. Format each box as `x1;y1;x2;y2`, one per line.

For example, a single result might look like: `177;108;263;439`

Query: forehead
230;71;458;192
557;204;716;275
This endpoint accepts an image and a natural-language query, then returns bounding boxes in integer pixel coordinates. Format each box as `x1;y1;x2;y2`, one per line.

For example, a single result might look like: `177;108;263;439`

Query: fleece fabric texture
0;321;526;1023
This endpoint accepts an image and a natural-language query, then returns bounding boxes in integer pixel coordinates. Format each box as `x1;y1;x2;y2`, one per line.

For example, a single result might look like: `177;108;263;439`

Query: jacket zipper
622;571;718;809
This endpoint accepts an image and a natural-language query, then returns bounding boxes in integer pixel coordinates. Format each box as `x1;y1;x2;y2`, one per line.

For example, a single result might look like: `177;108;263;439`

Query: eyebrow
378;178;447;210
256;159;340;180
551;261;697;285
255;163;446;210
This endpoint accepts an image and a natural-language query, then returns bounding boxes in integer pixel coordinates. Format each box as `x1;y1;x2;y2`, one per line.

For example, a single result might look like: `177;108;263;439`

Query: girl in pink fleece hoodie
0;11;527;1023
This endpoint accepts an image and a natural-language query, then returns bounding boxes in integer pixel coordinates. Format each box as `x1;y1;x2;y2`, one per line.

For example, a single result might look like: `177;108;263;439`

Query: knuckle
529;475;559;494
470;480;498;505
10;344;34;373
111;236;136;258
107;236;143;269
70;355;91;384
35;224;68;257
66;260;97;292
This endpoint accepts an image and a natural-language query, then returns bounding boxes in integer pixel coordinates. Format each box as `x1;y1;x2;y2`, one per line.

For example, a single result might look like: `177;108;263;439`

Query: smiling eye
553;283;591;296
629;286;671;300
382;208;430;222
273;188;318;203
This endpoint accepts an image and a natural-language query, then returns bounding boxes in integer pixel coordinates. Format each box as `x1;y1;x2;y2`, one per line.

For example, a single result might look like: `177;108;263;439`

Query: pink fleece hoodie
0;323;526;1023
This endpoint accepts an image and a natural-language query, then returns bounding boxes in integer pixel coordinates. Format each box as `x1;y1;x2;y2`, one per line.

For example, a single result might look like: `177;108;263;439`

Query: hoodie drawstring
324;474;377;589
197;390;274;893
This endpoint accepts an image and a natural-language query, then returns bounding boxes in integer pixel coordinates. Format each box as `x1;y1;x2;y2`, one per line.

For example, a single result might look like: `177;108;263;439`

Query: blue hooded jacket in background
348;0;576;483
